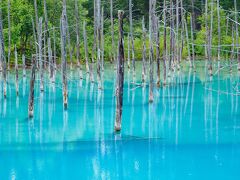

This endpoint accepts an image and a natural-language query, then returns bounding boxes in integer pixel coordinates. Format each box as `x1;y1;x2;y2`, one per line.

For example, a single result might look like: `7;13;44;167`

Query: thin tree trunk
184;18;191;67
209;0;213;75
190;14;195;69
180;0;184;64
0;13;7;97
14;45;19;96
149;0;156;103
230;25;235;73
96;0;102;89
115;10;125;132
31;17;38;66
28;56;36;118
53;26;57;70
156;17;161;87
34;0;39;33
61;3;68;109
110;0;115;64
75;0;82;78
205;0;208;60
22;54;26;77
176;0;180;69
43;0;49;69
48;38;54;82
217;0;221;61
127;33;130;69
142;16;146;83
234;0;240;70
129;0;135;79
38;18;44;92
101;6;104;71
7;0;11;71
163;0;167;85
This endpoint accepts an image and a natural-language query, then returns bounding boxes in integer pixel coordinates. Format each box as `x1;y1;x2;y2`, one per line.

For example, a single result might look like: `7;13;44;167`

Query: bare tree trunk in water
129;0;135;80
31;17;38;65
217;0;221;62
14;45;19;96
149;0;156;103
163;0;167;86
0;13;7;97
38;18;44;92
205;0;208;60
7;0;11;71
110;0;115;64
156;17;161;87
234;0;240;70
190;14;195;69
22;54;26;77
115;10;125;132
101;6;104;71
61;5;68;109
75;0;82;79
28;56;37;118
209;0;213;76
142;16;147;83
230;25;235;73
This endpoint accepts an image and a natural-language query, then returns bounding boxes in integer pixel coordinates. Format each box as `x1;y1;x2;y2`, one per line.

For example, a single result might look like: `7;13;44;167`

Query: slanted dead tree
28;56;37;118
115;10;124;132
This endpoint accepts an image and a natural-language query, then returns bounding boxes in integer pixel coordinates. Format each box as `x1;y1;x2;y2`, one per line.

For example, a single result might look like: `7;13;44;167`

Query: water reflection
0;62;240;179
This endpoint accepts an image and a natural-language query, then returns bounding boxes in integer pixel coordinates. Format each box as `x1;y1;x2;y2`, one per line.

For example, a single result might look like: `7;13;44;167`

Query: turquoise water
0;61;240;179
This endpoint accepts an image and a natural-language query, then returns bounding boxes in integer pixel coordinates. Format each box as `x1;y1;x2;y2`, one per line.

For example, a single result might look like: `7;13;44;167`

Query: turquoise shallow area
0;61;240;179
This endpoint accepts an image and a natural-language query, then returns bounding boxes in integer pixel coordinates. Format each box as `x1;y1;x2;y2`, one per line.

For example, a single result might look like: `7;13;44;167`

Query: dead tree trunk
115;10;125;132
31;17;38;64
83;21;94;83
7;0;11;70
43;0;49;69
48;38;54;82
101;6;104;71
163;0;167;85
234;0;240;70
142;16;146;83
38;18;44;92
14;45;19;96
22;54;26;77
129;0;135;79
230;25;235;73
34;0;39;32
176;0;180;69
61;7;68;109
190;14;195;69
209;0;213;76
180;0;185;64
217;0;221;61
110;0;115;64
149;0;156;103
0;13;7;97
205;0;208;60
53;26;57;70
184;17;191;68
28;56;37;118
127;33;130;69
75;0;82;78
156;17;161;87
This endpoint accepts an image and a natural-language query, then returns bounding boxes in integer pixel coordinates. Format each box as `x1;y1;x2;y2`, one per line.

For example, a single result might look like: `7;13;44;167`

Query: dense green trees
0;0;239;63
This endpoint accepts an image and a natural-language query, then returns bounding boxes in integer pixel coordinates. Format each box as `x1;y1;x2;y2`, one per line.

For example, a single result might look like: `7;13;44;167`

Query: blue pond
0;61;240;179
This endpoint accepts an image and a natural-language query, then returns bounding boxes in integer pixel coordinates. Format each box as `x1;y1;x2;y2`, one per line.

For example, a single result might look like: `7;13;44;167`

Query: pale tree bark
14;45;19;96
43;0;49;69
208;0;213;76
110;0;115;64
115;10;124;132
230;25;235;73
38;18;44;92
129;0;135;79
149;0;156;103
7;0;11;71
217;0;221;61
176;0;180;69
190;14;195;69
75;0;83;78
28;56;37;118
61;3;68;109
0;12;7;98
163;0;167;85
22;54;26;77
234;0;240;70
101;6;104;71
156;17;161;87
205;0;208;60
31;17;38;64
142;16;146;83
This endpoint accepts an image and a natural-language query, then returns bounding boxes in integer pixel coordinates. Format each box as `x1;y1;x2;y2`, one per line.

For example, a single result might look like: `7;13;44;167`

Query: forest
0;0;240;64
